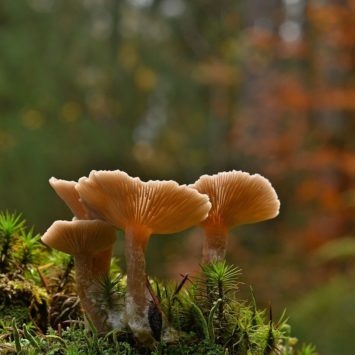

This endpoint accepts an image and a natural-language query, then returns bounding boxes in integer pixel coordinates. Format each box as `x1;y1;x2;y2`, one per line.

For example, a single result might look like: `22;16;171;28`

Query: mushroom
192;171;280;263
75;170;211;342
41;219;117;333
49;177;89;220
49;177;124;330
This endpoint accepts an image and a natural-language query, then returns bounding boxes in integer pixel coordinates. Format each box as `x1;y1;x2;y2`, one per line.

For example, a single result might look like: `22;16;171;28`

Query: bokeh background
0;0;354;353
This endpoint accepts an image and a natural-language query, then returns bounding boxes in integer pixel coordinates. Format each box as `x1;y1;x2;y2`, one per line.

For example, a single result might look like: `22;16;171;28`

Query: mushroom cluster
42;169;279;343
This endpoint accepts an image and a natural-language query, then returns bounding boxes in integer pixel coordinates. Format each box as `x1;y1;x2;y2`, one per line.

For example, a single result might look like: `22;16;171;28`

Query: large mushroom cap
41;219;117;255
50;177;88;220
192;171;280;228
75;170;211;234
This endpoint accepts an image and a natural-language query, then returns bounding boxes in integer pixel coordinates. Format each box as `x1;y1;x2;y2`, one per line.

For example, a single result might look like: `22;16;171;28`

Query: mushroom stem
202;224;228;263
75;248;113;334
124;225;151;341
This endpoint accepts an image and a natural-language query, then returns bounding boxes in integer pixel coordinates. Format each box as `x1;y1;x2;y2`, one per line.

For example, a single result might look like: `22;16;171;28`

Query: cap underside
192;170;280;228
50;177;88;220
41;219;117;255
76;170;211;234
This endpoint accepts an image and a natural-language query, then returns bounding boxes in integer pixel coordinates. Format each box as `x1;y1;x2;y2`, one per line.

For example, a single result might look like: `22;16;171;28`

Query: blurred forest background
0;0;354;353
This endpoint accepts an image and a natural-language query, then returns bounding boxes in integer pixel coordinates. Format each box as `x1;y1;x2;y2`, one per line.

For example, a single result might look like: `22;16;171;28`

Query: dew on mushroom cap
49;177;88;220
192;170;280;263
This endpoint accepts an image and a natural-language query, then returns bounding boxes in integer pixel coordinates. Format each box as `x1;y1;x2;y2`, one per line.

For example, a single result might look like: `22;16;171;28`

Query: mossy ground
0;212;316;354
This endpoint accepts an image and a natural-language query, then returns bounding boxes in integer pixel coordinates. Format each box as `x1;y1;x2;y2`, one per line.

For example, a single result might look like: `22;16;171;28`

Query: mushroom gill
76;170;211;342
41;219;117;333
49;177;89;220
192;171;280;263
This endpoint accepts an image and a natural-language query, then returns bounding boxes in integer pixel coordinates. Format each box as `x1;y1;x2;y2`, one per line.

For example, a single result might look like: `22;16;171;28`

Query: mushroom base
75;251;113;334
126;294;154;344
202;225;228;263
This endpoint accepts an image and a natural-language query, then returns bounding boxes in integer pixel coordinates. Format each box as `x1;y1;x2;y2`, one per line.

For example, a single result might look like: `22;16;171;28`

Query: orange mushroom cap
75;170;211;234
192;171;280;229
49;177;89;220
41;219;117;255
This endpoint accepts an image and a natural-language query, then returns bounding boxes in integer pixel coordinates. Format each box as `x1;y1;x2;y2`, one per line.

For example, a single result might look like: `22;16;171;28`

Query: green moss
0;212;315;354
0;305;29;325
0;274;48;331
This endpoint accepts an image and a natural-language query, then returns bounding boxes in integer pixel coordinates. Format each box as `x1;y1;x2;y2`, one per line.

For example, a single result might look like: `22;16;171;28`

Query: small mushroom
75;170;211;342
41;219;117;333
49;178;123;330
192;171;280;263
49;177;89;219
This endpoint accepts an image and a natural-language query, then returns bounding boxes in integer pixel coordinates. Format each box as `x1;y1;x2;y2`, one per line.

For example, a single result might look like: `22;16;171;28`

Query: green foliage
47;253;76;293
49;292;81;330
153;338;226;355
297;344;317;355
0;212;83;331
0;274;48;331
0;211;45;275
0;256;315;354
0;211;26;272
0;211;315;354
11;318;21;353
46;253;82;330
0;211;25;237
0;303;312;355
2;322;136;355
149;261;307;354
92;273;125;313
16;229;43;269
315;237;355;264
194;262;242;344
201;261;242;294
198;261;241;309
